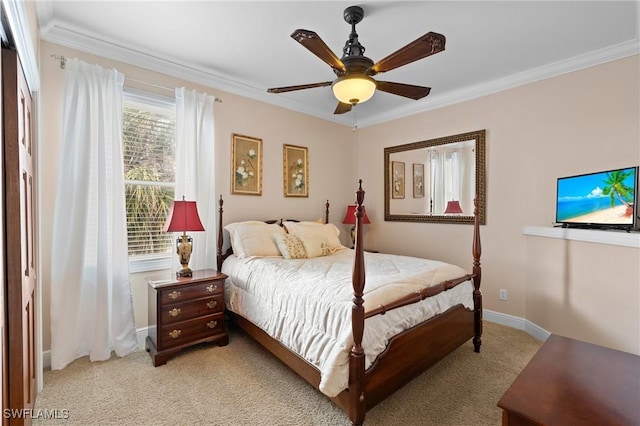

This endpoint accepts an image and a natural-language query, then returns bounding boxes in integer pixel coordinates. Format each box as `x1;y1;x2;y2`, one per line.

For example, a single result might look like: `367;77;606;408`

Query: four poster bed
216;181;482;425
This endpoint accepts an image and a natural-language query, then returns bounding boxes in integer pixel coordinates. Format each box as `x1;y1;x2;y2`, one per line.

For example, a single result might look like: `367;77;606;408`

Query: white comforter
222;248;473;397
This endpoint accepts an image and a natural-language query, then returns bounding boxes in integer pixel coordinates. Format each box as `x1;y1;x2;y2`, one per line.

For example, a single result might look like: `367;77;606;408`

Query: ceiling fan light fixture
331;74;376;105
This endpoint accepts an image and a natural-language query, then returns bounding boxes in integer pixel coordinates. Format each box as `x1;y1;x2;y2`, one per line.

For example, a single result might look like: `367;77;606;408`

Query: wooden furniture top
148;269;226;289
497;334;640;425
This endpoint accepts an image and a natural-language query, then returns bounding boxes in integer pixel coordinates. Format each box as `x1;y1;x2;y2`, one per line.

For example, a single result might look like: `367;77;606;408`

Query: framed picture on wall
283;144;309;197
391;161;405;199
231;133;263;195
413;163;425;198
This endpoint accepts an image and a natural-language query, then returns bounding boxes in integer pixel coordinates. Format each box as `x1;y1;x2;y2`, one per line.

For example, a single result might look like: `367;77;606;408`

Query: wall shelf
523;226;640;248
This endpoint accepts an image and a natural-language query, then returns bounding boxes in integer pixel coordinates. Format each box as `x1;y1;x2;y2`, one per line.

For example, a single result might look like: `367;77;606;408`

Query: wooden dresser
498;334;640;425
146;269;228;366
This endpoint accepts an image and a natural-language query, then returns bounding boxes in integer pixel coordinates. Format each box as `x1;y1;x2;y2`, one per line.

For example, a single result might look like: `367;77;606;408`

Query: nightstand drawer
147;269;228;366
159;312;225;349
159;280;223;304
161;295;224;324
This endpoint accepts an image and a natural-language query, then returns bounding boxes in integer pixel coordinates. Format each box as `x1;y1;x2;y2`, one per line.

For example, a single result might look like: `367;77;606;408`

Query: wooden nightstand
145;269;228;366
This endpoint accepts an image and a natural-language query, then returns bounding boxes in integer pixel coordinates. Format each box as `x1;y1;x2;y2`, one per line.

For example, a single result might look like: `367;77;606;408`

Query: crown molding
40;19;353;126
2;0;40;91
359;38;640;127
40;17;639;129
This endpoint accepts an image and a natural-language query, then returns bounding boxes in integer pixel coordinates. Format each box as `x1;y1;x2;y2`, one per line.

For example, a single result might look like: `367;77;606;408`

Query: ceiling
36;1;639;127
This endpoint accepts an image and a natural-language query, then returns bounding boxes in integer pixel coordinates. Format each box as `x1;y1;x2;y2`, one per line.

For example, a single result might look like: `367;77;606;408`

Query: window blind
123;95;176;257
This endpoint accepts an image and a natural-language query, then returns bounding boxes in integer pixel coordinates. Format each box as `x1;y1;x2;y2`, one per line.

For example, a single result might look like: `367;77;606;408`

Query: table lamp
342;205;371;249
163;196;205;277
444;200;463;215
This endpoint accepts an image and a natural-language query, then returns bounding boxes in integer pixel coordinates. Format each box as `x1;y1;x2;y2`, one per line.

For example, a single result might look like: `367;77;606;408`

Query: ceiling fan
267;5;446;115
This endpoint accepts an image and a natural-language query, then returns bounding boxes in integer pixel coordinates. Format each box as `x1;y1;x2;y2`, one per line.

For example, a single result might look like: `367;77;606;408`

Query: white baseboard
42;351;50;369
42;327;150;370
524;319;552;342
136;326;150;349
484;309;550;342
41;347;50;369
42;312;548;369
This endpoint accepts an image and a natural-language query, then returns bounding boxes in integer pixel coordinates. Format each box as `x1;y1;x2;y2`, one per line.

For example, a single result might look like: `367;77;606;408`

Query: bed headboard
216;197;330;271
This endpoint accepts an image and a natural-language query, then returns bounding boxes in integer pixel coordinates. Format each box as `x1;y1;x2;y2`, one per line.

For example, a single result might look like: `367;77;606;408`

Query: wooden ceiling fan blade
376;81;431;100
334;102;352;114
267;81;333;93
371;32;445;75
291;29;346;73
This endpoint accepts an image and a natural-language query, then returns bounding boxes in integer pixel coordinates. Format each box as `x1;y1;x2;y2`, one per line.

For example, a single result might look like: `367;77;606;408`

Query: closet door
3;47;36;425
0;45;7;426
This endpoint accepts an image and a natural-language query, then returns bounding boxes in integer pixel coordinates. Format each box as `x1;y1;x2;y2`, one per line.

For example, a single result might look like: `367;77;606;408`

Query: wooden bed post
472;197;483;352
349;180;366;426
217;195;224;272
325;199;330;224
217;183;483;423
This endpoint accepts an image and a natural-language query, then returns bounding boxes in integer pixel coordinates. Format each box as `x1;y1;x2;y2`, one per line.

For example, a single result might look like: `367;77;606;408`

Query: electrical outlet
499;289;508;301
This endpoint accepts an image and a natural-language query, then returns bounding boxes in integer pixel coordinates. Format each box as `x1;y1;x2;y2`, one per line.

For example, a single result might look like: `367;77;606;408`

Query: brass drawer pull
168;308;181;317
207;320;217;329
206;300;218;309
168;290;181;300
206;284;218;293
169;329;182;339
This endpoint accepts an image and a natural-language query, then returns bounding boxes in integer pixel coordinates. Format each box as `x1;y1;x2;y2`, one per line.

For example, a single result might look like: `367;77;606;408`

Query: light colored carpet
34;321;541;425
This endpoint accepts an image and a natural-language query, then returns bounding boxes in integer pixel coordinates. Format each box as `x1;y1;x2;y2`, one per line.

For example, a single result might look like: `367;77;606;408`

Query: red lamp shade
444;200;463;214
342;205;371;225
163;199;205;233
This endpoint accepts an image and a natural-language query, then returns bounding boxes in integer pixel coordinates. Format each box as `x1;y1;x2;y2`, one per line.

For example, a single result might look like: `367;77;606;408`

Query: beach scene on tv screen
557;168;636;225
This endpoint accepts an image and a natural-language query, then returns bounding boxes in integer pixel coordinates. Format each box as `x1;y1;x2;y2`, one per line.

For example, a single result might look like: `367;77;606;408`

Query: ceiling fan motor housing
335;55;374;77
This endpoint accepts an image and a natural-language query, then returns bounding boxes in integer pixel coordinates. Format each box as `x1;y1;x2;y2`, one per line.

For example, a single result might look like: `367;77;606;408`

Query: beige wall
24;1;40;63
38;41;355;350
38;37;639;355
526;237;639;354
356;56;640;354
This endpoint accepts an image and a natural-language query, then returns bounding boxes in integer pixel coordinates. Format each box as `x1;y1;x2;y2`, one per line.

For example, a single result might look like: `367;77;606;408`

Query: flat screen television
556;166;638;230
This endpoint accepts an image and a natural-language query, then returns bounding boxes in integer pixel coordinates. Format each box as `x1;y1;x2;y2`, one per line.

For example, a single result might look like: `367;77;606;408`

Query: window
443;151;461;202
122;91;176;272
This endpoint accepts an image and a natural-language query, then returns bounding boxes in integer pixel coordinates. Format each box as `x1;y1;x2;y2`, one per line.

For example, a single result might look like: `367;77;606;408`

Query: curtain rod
50;54;222;103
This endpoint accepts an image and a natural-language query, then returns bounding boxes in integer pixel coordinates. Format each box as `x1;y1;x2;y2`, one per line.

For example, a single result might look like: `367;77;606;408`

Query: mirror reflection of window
428;147;468;214
429;151;437;214
384;129;486;224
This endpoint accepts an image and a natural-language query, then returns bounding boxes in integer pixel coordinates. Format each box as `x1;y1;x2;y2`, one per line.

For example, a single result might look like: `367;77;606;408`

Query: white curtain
174;87;217;271
50;59;138;370
430;149;465;213
429;150;444;213
451;151;462;201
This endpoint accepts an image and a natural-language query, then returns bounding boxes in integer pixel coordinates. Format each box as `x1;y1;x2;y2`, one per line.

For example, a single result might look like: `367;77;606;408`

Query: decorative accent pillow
274;233;307;259
282;221;343;249
224;221;286;258
281;218;323;233
298;235;331;258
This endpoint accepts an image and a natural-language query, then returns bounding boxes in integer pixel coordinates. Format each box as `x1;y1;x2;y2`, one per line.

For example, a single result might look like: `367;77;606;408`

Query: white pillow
282;221;343;249
224;221;285;258
274;234;307;259
298;235;331;258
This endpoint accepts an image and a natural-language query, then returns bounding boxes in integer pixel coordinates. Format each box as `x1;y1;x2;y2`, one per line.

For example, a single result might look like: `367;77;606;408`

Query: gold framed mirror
384;129;486;224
